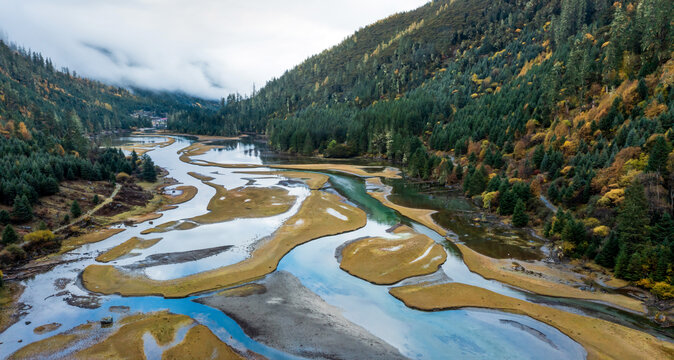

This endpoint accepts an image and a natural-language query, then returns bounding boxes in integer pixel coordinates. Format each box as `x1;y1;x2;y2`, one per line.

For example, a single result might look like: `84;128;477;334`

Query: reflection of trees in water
211;141;261;159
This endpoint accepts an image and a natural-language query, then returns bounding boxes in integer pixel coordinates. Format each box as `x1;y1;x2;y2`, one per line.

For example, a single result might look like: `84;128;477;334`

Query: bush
116;172;131;183
0;269;3;287
23;230;55;244
5;244;26;261
651;282;674;300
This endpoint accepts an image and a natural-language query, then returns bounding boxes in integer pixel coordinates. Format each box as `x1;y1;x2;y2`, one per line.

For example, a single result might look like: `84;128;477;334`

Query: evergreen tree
651;212;674;243
624;252;644;281
614;246;630;278
302;133;314;156
12;195;33;222
646;136;671;174
93;194;100;205
512;199;529;227
142;155;157;182
499;190;517;215
595;232;621;268
2;225;18;245
70;200;82;218
0;210;9;225
617;181;650;244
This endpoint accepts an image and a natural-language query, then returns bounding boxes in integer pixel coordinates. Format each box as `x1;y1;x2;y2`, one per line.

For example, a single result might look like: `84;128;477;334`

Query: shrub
70;200;82;218
23;230;55;244
651;282;674;300
5;244;26;260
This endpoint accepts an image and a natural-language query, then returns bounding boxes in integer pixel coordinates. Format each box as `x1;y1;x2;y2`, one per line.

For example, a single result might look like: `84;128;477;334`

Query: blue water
0;135;587;359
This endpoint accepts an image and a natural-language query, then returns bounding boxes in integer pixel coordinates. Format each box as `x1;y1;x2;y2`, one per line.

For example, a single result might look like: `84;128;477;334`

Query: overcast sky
0;0;428;99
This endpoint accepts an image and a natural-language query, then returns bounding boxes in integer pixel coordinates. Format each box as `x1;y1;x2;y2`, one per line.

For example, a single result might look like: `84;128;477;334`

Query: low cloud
0;0;427;99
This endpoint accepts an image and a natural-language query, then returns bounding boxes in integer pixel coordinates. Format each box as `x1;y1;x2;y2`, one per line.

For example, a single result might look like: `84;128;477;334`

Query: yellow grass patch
0;283;24;333
237;170;329;190
73;312;192;359
187;171;215;181
390;283;674;360
456;243;644;313
32;323;61;335
162;325;244;360
217;283;267;297
82;191;367;297
59;228;125;254
9;323;95;360
340;226;447;284
96;237;162;263
164;185;198;205
270;164;401;179
190;183;296;224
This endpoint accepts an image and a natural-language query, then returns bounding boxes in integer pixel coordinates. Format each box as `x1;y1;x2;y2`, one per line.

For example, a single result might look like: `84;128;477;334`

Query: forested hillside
0;39;199;220
168;0;674;295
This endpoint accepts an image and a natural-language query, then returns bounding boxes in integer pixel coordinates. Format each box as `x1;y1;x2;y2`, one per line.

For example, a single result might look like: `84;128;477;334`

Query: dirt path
55;184;122;233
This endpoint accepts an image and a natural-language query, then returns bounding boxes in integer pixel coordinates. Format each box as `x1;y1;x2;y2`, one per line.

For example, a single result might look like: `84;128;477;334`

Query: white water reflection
0;135;586;359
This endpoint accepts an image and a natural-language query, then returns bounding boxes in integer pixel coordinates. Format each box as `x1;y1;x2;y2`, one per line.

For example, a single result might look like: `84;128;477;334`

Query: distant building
151;117;167;129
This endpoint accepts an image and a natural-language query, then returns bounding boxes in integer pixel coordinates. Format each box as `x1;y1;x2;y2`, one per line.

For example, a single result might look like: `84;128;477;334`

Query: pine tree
512;199;529;227
12;195;33;223
617;181;649;244
614;246;630;278
0;210;9;225
646;136;671;174
624;252;644;281
651;212;674;243
2;225;18;245
142;155;157;182
70;200;82;218
302;133;314;156
595;232;621;268
499;190;517;215
93;194;100;205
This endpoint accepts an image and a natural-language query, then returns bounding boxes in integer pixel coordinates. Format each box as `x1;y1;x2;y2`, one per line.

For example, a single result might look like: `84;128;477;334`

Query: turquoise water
3;135;649;359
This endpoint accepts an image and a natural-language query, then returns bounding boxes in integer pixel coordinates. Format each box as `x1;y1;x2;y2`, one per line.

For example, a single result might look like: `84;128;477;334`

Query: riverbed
0;135;670;359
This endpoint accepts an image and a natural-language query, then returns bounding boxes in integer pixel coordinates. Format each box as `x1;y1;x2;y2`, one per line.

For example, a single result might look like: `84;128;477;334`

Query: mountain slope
169;0;674;293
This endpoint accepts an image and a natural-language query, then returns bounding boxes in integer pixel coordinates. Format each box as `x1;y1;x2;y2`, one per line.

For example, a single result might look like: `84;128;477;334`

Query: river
0;135;668;359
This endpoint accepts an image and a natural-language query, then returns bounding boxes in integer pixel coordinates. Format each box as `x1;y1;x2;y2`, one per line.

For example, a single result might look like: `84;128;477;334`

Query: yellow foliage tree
18;122;32;141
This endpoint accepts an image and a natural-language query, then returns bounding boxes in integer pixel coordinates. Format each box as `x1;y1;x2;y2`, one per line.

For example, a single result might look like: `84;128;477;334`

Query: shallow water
0;135;662;358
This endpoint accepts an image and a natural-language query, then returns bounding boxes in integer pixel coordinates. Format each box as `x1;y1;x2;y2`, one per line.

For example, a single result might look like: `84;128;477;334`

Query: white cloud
0;0;428;99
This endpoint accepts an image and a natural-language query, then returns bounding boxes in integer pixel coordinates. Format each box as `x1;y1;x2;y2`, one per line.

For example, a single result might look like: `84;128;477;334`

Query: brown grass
340;226;447;284
96;236;162;263
164;185;198;205
82;191;367;297
162;325;244;360
0;283;24;333
270;164;401;179
390;283;674;360
9;323;95;360
190;183;296;224
237;170;329;190
59;228;125;254
456;243;645;313
73;311;193;359
32;323;62;335
188;171;215;181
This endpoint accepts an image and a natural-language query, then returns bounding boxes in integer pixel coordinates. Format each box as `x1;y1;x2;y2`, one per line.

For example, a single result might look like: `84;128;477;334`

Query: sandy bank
198;271;406;360
455;243;645;314
389;282;674;360
81;190;367;297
